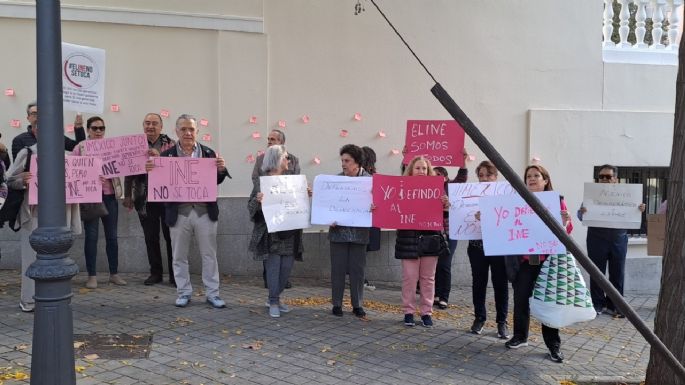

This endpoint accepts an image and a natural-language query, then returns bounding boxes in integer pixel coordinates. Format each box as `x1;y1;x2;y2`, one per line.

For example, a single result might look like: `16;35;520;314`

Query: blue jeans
434;238;458;302
587;230;628;312
84;195;119;276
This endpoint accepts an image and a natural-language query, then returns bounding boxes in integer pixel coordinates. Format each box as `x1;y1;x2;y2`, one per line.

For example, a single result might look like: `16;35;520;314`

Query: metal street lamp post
30;1;78;384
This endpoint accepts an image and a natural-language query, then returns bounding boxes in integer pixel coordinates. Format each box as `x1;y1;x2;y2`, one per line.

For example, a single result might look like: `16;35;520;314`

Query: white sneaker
19;301;34;312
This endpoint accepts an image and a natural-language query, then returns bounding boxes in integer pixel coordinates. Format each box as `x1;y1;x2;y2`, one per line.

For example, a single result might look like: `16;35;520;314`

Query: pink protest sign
372;174;444;230
403;120;465;167
29;156;103;205
81;134;149;179
147;157;218;202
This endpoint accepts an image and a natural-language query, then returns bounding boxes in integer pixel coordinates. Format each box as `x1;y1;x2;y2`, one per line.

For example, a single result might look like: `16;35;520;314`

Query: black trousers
512;260;560;351
139;202;173;279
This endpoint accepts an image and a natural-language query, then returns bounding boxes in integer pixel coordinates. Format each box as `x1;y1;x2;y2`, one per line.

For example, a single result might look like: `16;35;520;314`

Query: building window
593;165;669;236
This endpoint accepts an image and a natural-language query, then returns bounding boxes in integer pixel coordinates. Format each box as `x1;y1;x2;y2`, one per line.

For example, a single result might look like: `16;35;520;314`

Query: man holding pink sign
146;114;230;309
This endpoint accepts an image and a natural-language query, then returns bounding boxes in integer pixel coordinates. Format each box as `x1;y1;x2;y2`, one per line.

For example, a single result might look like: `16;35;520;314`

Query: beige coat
7;145;82;234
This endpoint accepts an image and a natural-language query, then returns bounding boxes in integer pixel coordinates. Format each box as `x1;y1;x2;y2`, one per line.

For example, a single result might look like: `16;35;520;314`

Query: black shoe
404;314;415;327
505;336;529;349
332;306;343;317
421;314;433;328
613;312;626;319
353;307;366;318
470;319;485;335
497;322;510;339
285;281;292;289
144;275;163;285
549;348;564;363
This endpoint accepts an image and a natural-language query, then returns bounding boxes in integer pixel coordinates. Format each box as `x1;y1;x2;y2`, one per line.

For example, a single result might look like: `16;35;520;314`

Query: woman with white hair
247;145;303;318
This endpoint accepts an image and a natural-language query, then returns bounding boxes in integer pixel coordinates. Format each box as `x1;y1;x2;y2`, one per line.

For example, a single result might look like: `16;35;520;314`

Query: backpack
0;147;32;231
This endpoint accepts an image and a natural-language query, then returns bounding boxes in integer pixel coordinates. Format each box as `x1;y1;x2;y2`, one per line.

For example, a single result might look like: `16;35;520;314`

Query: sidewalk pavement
0;270;653;385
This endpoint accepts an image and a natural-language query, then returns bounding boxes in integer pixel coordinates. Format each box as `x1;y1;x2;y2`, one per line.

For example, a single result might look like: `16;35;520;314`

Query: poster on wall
402;120;465;167
62;42;106;113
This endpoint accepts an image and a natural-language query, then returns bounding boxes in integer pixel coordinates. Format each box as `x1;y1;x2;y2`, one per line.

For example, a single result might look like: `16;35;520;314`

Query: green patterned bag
529;253;596;328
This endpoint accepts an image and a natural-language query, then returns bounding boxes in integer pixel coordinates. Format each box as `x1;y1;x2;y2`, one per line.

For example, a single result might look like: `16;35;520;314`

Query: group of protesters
3;101;645;365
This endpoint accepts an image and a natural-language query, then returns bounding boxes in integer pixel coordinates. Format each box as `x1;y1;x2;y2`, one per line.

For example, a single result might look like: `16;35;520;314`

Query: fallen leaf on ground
75;366;86;373
326;360;336;366
13;344;28;351
84;354;99;360
242;341;263;350
73;342;85;349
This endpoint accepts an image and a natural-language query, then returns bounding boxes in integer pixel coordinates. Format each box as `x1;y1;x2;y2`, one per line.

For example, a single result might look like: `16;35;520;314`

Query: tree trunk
644;30;685;385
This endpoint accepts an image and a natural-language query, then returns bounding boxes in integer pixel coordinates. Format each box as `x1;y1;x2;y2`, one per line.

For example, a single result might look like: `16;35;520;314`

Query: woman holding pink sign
394;155;450;328
504;164;572;363
73;116;126;289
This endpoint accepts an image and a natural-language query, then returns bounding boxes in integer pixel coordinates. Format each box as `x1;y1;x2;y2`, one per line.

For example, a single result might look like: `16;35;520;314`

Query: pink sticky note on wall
246;154;255;163
249;116;258;124
353;113;362;121
390;149;400;155
160;109;170;118
340;129;349;137
65;124;75;132
278;120;286;128
468;155;476;161
252;131;261;139
110;104;120;112
199;118;209;127
301;115;310;124
202;134;212;141
10;119;21;128
5;88;15;96
313;156;321;165
378;130;386;138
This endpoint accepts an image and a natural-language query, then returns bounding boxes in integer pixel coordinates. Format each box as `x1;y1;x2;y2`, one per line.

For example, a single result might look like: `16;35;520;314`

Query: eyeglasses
89;126;106;132
598;174;614;180
28;111;38;116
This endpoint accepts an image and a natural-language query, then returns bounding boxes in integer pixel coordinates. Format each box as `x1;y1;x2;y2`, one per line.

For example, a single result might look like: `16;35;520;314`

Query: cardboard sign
81;134;149;179
372;174;444;230
260;175;311;233
402;120;465;167
480;191;566;256
62;42;106;113
647;214;666;256
147;157;218;202
28;156;103;204
448;182;516;240
581;183;643;229
311;175;372;227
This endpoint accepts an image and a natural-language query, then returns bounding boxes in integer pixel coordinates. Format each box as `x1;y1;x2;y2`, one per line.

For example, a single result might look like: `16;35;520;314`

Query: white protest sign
448;182;515;240
260;175;311;233
581;183;643;229
62;42;106;113
311;175;372;227
480;191;566;256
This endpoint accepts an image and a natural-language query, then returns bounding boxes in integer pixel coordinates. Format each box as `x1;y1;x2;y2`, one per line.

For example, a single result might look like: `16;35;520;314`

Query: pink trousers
401;256;438;316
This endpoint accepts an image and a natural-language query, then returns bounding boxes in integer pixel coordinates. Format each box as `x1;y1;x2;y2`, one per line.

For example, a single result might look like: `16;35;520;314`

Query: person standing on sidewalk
395;156;450;328
73;117;126;289
248;145;304;318
577;164;645;318
124;113;176;286
468;161;509;339
504;164;572;363
146;114;230;308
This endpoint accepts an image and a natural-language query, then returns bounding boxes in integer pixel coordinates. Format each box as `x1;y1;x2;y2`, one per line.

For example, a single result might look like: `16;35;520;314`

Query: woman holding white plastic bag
503;164;573;363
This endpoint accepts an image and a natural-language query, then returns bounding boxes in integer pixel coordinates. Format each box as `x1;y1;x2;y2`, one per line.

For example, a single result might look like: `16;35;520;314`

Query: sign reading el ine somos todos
147;157;217;202
372;174;444;231
311;175;372;227
29;156;103;205
448;182;516;240
81;134;149;179
479;191;566;256
403;120;465;167
260;175;311;233
581;183;643;229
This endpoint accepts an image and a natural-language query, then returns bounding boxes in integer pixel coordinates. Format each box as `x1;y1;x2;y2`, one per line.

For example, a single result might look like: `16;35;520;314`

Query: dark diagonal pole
31;1;78;384
367;0;685;381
